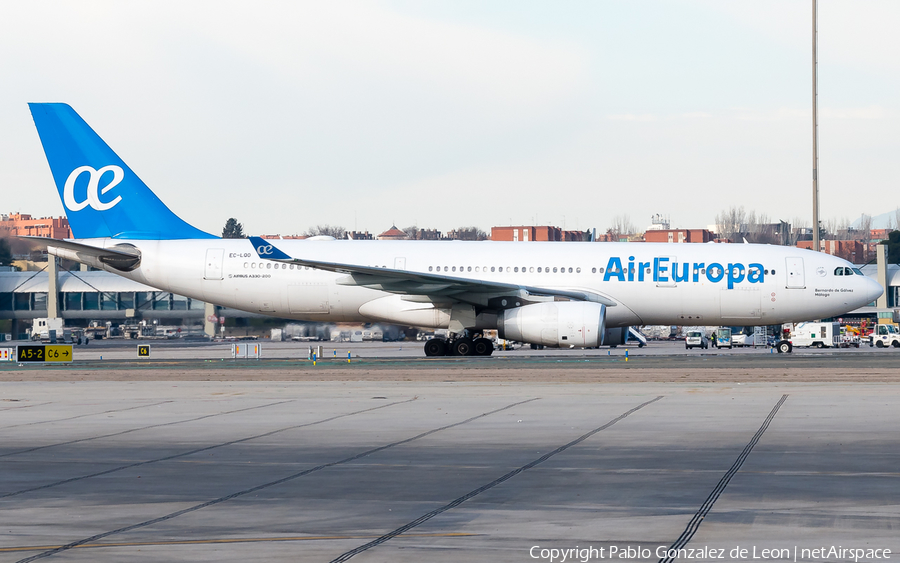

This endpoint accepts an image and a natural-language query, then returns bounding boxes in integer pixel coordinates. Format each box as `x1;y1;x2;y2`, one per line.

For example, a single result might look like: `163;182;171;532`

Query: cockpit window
834;267;844;276
844;267;853;275
852;268;863;275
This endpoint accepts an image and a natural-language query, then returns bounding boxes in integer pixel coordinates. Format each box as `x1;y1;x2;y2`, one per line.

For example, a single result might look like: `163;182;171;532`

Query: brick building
0;213;72;239
643;229;714;243
797;240;873;263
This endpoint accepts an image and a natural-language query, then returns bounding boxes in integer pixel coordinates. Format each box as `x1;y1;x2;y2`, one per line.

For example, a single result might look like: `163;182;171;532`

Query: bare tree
715;206;747;241
402;225;419;239
448;227;488;241
856;214;872;241
608;214;637;237
894;208;900;232
304;224;347;239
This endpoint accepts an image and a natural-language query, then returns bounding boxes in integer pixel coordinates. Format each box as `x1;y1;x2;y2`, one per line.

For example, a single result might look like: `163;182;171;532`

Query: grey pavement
0;380;898;562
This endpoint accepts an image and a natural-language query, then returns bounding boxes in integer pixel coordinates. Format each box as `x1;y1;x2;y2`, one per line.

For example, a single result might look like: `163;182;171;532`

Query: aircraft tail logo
29;103;215;240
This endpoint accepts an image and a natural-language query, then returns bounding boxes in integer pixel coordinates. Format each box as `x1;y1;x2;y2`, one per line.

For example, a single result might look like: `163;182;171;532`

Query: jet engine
499;302;606;348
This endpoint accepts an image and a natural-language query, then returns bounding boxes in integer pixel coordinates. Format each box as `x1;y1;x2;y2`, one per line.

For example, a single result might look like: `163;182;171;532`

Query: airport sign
17;344;73;363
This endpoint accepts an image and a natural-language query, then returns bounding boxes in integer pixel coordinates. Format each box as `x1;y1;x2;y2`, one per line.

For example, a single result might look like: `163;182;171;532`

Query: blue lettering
638;261;650;282
604;257;625;281
673;262;690;283
707;262;724;283
627;257;635;282
693;262;705;283
726;263;746;289
654;257;670;282
748;263;764;283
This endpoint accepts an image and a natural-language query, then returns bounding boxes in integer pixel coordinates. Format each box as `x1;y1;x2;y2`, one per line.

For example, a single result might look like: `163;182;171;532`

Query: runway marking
657;394;789;563
12;397;538;563
0;397;417;499
0;533;476;553
0;402;53;412
0;400;294;459
0;400;173;430
328;395;664;563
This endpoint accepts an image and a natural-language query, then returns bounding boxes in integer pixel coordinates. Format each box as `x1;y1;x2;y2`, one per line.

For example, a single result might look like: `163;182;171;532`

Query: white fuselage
80;239;881;328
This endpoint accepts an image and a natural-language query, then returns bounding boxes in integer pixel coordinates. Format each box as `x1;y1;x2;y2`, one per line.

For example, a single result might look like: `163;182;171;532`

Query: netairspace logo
528;545;891;562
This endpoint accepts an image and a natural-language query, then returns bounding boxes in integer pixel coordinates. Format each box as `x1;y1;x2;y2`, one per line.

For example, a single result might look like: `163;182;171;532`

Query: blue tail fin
29;103;216;240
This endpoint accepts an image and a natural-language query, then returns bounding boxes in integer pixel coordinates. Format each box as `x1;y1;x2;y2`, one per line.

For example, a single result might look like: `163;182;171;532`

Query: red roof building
0;213;72;239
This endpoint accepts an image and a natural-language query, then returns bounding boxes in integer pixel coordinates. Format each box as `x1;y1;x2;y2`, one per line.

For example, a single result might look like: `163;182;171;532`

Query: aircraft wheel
473;338;493;356
424;339;447;357
876;340;885;348
776;340;792;354
453;338;474;356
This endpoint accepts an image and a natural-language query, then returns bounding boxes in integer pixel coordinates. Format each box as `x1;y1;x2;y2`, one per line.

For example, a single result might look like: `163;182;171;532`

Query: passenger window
591;267;596;274
514;267;519;273
475;267;480;272
553;267;558;273
568;267;573;273
429;266;433;272
576;267;581;273
599;267;604;273
452;266;456;272
491;267;495;272
538;267;542;273
529;267;534;273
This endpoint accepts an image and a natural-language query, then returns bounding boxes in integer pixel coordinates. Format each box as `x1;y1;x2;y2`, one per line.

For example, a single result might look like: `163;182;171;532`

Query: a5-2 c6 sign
17;345;73;363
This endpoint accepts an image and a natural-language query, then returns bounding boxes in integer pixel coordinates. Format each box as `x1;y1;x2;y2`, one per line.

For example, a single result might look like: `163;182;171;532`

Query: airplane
23;103;883;356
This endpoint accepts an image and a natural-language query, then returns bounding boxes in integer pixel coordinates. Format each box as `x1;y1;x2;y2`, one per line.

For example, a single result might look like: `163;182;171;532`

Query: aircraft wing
248;237;616;307
20;236;142;271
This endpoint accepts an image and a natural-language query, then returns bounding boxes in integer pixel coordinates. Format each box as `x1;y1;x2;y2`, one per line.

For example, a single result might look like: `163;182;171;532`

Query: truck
869;323;900;348
713;327;732;349
31;318;64;342
789;322;841;348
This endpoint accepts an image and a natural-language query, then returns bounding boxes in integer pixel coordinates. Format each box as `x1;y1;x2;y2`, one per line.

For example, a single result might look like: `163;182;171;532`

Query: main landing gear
424;334;494;357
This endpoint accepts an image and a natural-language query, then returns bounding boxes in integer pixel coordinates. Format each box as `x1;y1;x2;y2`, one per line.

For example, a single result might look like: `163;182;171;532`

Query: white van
789;322;840;348
685;331;708;350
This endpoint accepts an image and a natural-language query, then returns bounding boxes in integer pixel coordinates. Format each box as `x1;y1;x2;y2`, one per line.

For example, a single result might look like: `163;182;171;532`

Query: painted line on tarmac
0;400;294;459
0;400;174;430
0;397;417;499
328;395;665;563
12;397;539;563
0;532;477;553
657;394;789;563
0;402;53;412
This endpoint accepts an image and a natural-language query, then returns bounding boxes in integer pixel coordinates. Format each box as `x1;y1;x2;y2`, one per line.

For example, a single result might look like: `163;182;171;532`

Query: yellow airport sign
17;345;73;363
138;345;151;358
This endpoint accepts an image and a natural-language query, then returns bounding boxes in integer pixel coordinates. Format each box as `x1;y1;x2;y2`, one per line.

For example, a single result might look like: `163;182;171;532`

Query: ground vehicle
731;332;754;346
714;327;732;349
685;331;708;349
869;323;900;348
789;322;840;348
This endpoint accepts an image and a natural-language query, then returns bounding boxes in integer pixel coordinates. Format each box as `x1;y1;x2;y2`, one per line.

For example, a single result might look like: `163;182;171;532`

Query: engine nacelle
499;302;606;348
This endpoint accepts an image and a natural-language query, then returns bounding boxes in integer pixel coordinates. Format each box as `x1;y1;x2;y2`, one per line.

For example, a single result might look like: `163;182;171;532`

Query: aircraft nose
867;278;884;305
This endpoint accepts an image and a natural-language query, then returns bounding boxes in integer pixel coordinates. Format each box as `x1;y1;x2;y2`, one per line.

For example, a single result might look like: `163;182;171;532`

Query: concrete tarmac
0;345;899;562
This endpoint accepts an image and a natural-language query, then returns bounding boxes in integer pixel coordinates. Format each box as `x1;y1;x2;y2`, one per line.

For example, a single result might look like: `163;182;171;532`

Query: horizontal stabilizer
21;236;142;272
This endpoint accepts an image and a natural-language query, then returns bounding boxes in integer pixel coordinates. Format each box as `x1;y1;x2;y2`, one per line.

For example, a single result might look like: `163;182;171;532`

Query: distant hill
851;210;900;230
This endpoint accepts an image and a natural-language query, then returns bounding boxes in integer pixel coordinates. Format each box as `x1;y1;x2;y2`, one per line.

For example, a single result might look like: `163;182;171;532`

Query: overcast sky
1;1;898;236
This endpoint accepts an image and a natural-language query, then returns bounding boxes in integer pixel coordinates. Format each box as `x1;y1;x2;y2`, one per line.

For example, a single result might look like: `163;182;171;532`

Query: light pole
812;0;820;252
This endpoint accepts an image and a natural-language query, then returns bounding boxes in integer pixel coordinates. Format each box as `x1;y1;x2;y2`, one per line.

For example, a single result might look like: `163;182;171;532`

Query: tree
448;227;488;241
856;214;872;241
222;218;245;238
402;225;419;239
0;239;12;266
714;206;746;241
608;214;636;238
883;231;900;264
305;224;347;239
